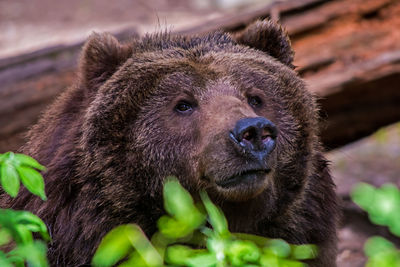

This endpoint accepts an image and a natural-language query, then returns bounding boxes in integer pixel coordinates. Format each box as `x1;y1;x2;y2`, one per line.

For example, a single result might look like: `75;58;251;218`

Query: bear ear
79;32;132;92
232;20;294;68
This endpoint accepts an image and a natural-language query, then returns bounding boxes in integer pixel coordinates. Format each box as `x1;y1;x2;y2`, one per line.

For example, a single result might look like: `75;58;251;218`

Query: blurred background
0;0;399;266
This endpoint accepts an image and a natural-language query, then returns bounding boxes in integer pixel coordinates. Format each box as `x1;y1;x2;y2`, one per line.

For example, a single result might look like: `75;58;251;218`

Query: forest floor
1;0;399;266
329;123;400;267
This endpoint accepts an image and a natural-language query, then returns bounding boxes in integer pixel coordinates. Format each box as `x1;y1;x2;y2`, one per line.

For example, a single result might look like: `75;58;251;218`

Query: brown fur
0;20;338;266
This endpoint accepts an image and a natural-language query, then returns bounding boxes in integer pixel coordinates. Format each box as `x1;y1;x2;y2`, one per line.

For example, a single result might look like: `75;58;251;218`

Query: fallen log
1;0;399;152
312;51;400;148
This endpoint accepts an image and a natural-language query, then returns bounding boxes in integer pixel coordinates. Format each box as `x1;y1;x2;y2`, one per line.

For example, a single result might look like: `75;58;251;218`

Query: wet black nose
230;117;278;162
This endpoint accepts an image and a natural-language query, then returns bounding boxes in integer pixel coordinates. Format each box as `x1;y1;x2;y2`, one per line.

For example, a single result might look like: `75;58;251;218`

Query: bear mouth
215;169;271;188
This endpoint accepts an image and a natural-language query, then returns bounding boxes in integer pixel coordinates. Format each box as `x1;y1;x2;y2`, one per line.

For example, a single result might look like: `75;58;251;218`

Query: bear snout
229;117;277;165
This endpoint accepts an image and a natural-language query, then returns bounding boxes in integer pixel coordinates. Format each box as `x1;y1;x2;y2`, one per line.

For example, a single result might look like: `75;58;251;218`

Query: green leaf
364;236;396;258
0;209;16;230
92;224;162;267
6;253;25;267
351;183;376;209
267;239;291;258
92;225;134;267
163;178;205;225
366;250;400;267
227;240;260;266
0;162;20;197
165;245;197;265
0;153;6;163
206;236;226;264
363;184;400;228
290;244;318;260
14;154;45;171
260;250;280;267
232;233;270;247
161;178;205;239
14;224;34;245
0;251;13;267
163;178;194;218
200;191;229;236
0;228;12;246
125;224;163;267
388;218;400;237
15;211;50;241
16;166;46;200
0;209;49;245
185;252;218;267
370;184;400;225
9;241;48;267
0;152;12;162
149;232;171;260
277;258;305;267
158;216;194;239
117;251;147;267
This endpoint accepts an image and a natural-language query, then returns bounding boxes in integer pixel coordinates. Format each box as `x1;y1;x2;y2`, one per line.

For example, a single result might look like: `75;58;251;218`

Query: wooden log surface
1;0;400;152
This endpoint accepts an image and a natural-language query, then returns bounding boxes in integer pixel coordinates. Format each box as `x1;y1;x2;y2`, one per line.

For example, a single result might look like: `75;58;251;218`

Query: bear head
79;21;317;207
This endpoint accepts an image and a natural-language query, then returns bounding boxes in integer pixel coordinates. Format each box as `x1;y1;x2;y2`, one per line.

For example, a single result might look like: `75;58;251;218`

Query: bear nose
230;117;278;163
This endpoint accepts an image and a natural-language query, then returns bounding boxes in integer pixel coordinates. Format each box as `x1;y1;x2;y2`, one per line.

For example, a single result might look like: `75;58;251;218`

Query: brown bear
1;20;338;266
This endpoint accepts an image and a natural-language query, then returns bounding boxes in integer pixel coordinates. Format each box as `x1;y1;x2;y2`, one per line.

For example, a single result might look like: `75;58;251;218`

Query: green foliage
351;183;400;267
1;152;317;267
352;183;400;236
0;152;49;267
92;224;163;267
158;179;206;239
0;152;46;200
93;177;317;267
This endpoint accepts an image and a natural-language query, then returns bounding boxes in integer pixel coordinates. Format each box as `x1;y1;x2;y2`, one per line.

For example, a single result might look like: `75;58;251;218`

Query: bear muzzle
209;117;277;199
229;116;277;166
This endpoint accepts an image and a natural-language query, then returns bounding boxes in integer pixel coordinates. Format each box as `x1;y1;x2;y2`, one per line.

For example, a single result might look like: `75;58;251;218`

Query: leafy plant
0;152;318;267
0;152;46;200
352;183;400;266
93;177;317;267
0;152;50;267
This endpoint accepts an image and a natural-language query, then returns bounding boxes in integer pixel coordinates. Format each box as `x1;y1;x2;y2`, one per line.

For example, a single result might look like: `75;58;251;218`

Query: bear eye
175;101;193;114
248;95;262;108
